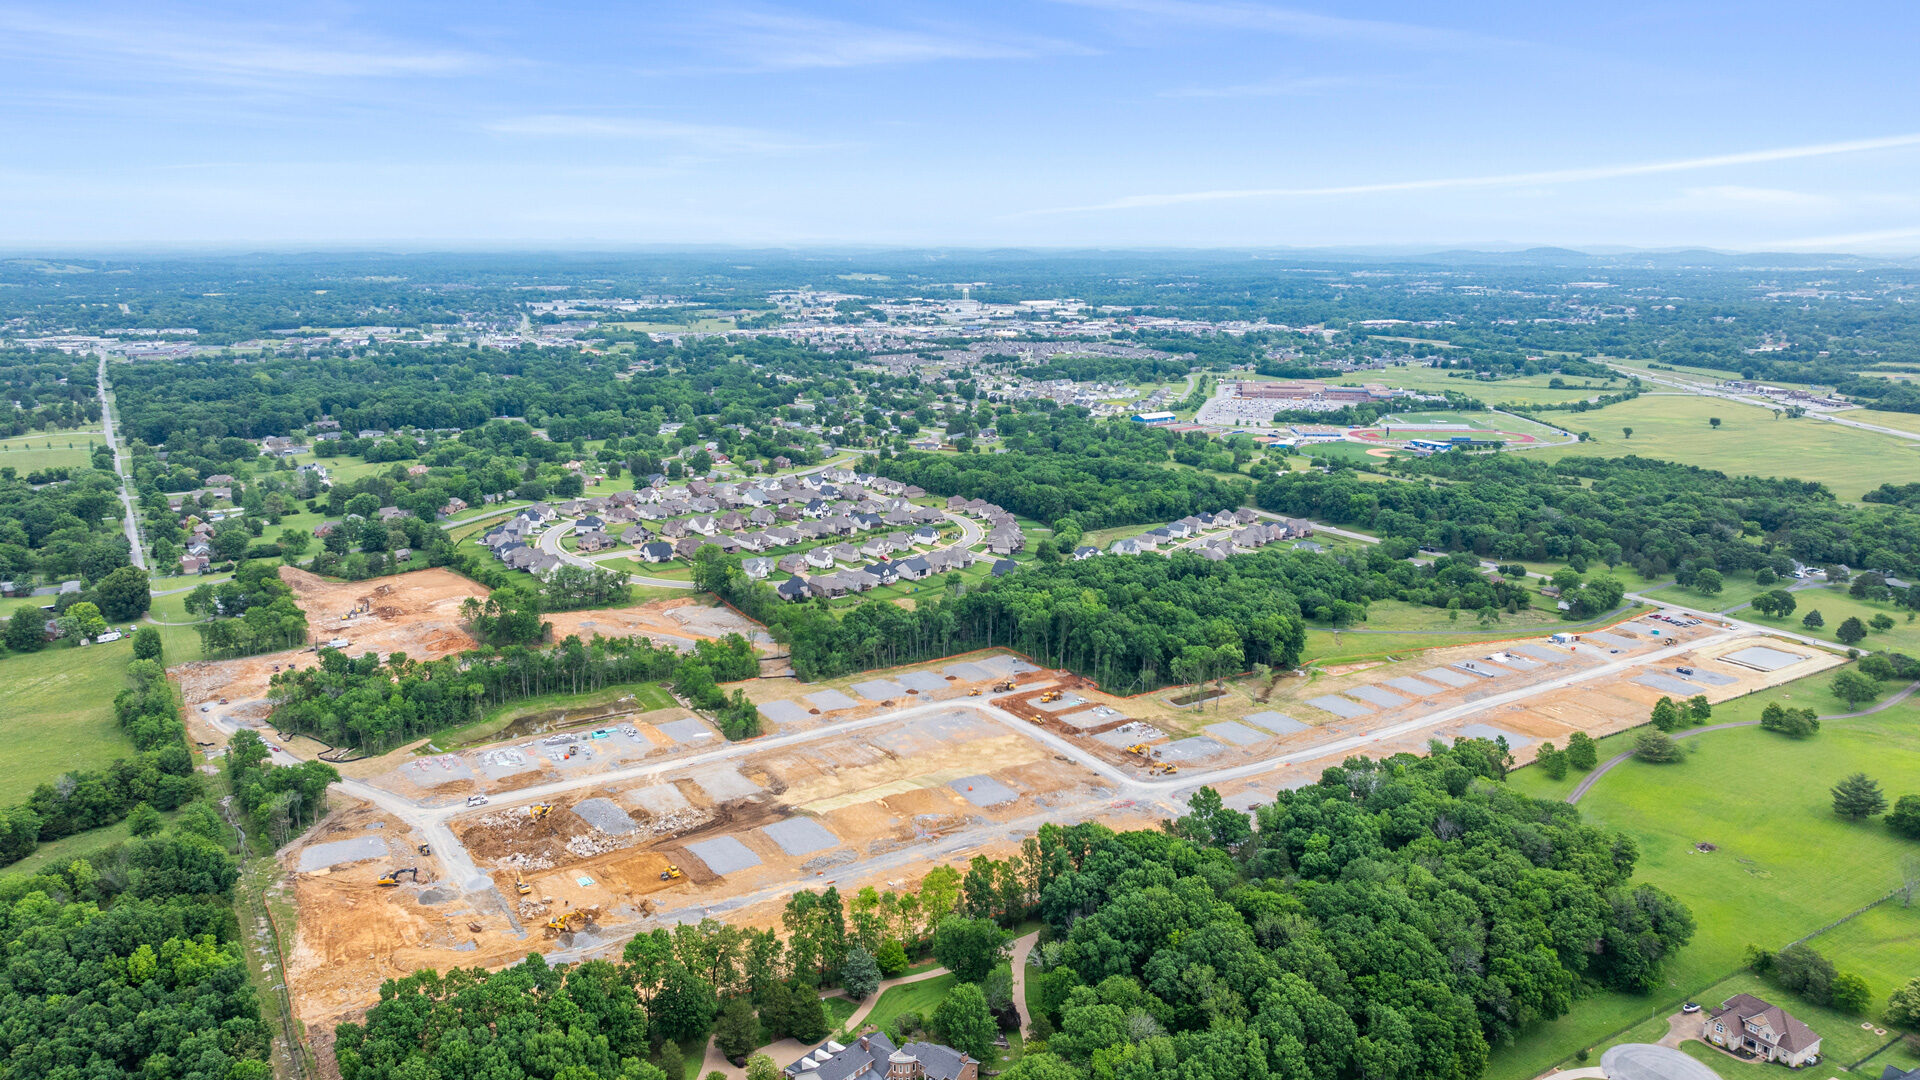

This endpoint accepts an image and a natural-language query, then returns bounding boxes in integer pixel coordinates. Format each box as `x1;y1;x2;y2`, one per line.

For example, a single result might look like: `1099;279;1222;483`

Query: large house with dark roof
1706;993;1822;1067
785;1034;975;1080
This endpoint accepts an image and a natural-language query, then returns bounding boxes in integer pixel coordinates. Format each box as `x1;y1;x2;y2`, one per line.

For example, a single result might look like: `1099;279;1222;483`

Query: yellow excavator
659;863;683;881
529;803;554;825
1124;744;1152;756
376;867;419;887
515;872;533;896
544;907;599;935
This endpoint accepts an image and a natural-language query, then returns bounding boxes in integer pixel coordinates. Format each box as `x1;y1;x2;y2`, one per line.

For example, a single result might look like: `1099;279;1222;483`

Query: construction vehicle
376;867;419;887
1124;744;1152;756
529;803;554;825
515;872;532;896
1149;762;1180;776
659;863;683;881
1039;690;1063;703
418;843;431;856
967;688;981;696
992;681;1015;693
544;907;599;935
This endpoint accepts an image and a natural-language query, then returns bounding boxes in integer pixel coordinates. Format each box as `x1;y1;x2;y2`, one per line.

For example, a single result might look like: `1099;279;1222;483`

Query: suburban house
640;541;676;563
1706;994;1822;1068
574;529;614;552
742;557;774;579
784;1034;976;1080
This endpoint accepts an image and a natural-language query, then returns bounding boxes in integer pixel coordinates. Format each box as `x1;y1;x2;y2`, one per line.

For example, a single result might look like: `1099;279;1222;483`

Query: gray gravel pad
806;689;858;711
1307;694;1373;718
687;836;761;875
898;670;948;692
951;775;1018;806
1385;676;1445;696
760;817;840;857
1420;667;1476;687
1205;721;1267;746
1244;710;1307;734
1347;685;1408;708
657;717;715;742
1453;723;1533;749
299;835;389;871
851;679;906;701
572;797;639;835
760;699;812;725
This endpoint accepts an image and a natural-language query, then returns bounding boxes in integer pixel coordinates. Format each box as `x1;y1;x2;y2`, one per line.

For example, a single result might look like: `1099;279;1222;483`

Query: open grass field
1360;366;1623;406
0;636;144;805
1531;393;1920;500
1487;674;1920;1080
1840;409;1920;438
610;317;736;333
1643;571;1780;614
1746;583;1920;656
0;428;101;473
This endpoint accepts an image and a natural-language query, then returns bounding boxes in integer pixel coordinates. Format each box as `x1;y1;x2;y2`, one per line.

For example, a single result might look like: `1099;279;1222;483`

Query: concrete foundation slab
405;755;474;783
1348;685;1409;708
1492;654;1541;670
298;835;389;871
1452;660;1505;678
806;689;859;712
760;817;840;857
1244;710;1307;734
1385;676;1445;696
942;662;993;682
951;775;1018;806
1723;645;1806;671
1308;694;1373;718
1037;693;1088;712
1585;631;1636;649
1205;721;1267;746
1093;722;1166;747
573;797;639;835
1055;705;1121;730
1420;667;1476;688
687;836;761;875
1686;668;1737;686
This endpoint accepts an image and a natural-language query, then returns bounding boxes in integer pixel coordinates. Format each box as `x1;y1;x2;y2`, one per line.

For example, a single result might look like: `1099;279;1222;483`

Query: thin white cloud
1675;185;1836;211
1054;0;1489;49
1159;74;1376;99
1025;132;1920;214
0;8;483;82
486;114;825;155
691;9;1092;71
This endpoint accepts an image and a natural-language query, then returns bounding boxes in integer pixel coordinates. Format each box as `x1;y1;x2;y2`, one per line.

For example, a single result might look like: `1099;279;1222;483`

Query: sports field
1532;392;1920;500
1489;676;1920;1080
1359;366;1622;406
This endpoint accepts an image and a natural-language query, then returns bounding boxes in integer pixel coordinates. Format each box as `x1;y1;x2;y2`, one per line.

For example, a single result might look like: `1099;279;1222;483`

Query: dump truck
992;681;1015;693
376;867;419;887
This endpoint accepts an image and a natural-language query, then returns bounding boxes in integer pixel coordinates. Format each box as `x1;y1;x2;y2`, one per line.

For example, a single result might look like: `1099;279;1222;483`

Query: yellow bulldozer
376;867;419;887
659;863;683;881
544;907;600;936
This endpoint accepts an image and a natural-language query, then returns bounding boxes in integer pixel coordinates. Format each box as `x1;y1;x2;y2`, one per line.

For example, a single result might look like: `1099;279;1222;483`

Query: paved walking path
696;930;1041;1080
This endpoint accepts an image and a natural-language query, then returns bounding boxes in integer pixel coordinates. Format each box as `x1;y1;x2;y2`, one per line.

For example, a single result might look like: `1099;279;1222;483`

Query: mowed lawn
0;428;101;474
1744;583;1920;656
1487;680;1920;1080
1361;367;1622;407
1533;393;1920;500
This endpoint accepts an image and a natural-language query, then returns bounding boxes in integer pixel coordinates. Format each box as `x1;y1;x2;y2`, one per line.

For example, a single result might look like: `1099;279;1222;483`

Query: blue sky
3;1;1918;251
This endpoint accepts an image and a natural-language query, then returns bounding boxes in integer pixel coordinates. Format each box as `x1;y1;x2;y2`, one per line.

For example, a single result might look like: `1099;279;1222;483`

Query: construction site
262;584;1845;1042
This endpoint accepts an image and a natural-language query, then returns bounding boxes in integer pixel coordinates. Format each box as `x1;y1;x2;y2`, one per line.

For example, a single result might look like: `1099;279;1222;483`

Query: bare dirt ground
172;567;487;734
545;597;772;650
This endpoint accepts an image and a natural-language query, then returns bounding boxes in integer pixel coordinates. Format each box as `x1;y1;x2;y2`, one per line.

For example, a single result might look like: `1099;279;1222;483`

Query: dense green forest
0;466;134;585
703;542;1538;689
876;412;1250;531
1259;453;1920;582
266;632;761;751
0;348;101;435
